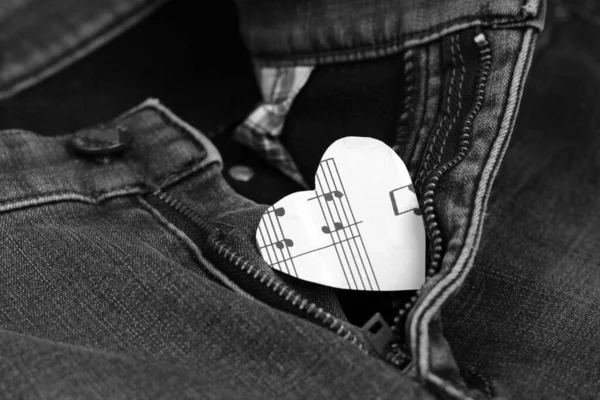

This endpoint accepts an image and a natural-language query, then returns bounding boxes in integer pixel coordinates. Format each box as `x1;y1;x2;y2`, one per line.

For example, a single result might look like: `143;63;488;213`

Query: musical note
324;190;344;201
259;156;378;290
275;238;294;249
389;185;422;216
256;205;298;278
259;238;294;250
266;207;285;217
322;222;344;234
268;233;362;266
310;157;378;291
308;190;344;202
256;137;425;292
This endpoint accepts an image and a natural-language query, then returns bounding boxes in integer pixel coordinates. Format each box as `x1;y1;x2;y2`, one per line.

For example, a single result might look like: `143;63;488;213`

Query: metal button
228;165;254;182
71;124;133;156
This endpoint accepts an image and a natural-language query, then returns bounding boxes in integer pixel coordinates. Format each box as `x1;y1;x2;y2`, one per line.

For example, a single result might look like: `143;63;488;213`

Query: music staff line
313;158;380;291
257;207;299;278
260;157;430;291
328;159;378;291
307;189;343;202
270;207;298;277
258;156;423;290
314;164;356;289
258;221;362;251
264;232;364;267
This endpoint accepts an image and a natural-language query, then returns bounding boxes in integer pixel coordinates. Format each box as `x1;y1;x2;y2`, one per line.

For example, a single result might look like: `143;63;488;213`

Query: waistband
0;99;221;214
236;0;545;65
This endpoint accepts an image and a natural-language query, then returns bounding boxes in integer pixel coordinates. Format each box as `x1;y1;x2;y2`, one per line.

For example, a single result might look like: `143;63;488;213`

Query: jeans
0;100;435;399
0;0;567;399
443;1;600;397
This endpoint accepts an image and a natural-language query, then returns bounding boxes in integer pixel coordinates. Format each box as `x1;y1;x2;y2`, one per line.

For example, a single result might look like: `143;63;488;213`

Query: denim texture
0;0;168;100
407;28;538;395
275;24;540;397
0;100;437;399
0;0;259;140
235;0;544;65
0;0;559;398
442;1;600;397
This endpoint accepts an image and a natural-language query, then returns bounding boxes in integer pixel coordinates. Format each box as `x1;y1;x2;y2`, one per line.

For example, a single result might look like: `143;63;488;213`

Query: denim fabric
235;0;544;65
0;0;166;99
276;25;540;398
0;0;558;398
442;0;600;398
0;100;437;399
406;28;538;398
231;9;546;395
0;0;259;139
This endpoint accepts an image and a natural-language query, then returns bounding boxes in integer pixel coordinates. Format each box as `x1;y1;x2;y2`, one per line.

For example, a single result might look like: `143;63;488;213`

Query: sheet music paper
256;137;425;291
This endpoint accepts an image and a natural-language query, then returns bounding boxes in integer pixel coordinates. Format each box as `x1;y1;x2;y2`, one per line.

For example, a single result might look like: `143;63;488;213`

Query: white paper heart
256;137;425;291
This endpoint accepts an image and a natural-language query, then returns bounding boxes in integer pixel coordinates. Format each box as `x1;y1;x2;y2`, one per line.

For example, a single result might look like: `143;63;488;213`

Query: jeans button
71;124;133;156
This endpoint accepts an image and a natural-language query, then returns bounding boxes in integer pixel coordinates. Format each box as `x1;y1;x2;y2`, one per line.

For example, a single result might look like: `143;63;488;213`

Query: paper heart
256;137;425;291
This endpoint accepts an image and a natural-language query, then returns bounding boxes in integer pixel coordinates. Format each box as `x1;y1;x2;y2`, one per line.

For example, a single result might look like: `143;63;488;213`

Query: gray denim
0;0;553;399
443;1;600;398
0;100;435;399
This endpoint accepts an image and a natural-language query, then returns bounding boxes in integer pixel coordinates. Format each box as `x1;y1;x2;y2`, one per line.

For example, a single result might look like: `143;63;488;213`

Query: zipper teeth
416;36;464;188
392;34;493;331
210;238;366;350
386;342;412;367
152;190;368;355
151;33;493;370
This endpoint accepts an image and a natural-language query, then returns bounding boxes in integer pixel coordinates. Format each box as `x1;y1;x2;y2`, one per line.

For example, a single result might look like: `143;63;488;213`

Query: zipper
387;32;493;361
147;30;492;374
149;190;371;355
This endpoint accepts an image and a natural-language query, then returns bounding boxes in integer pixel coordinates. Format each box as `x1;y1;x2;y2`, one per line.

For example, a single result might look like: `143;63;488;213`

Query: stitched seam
412;45;431;171
119;105;209;187
393;49;417;157
434;36;466;167
254;15;541;67
418;35;461;185
411;31;492;371
0;102;217;204
428;373;474;400
156;160;220;189
0;156;217;214
470;367;493;399
431;36;459;169
460;364;493;399
417;49;451;183
135;196;254;300
0;186;147;214
409;43;435;179
411;29;536;377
